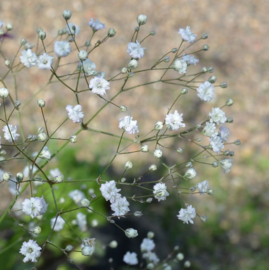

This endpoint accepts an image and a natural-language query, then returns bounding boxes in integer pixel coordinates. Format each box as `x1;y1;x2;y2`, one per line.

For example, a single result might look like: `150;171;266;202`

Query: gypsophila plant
0;11;239;269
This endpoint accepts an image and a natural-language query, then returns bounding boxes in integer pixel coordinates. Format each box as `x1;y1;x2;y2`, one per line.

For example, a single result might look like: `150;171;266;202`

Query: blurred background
0;0;269;269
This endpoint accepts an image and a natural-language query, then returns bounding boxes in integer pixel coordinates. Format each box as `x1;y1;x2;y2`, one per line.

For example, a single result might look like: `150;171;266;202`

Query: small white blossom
220;159;233;173
20;49;37;67
184;168;196;180
51;216;65;231
197;81;215;102
49;168;63;180
82;59;96;75
3;124;20;142
153;183;169;201
88;18;106;31
0;87;9;98
165;110;185;130
20;239;41;263
141;238;155;252
178;26;197;43
172;59;187;74
143;251;160;264
21;196;48;218
111;196;130;217
77;212;87;232
37;53;53;70
66;22;80;36
125;228;138;238
119;116;139;134
69;189;85;204
100;180;121;202
66;104;84;123
210;134;224;153
123;251;138;265
89;76;110;96
202;122;217;137
154;149;163;158
219;126;230;142
127;40;146;59
38;146;51;160
209;108;227;125
197;180;210;194
181;54;199;65
177;205;196;224
54;41;71;57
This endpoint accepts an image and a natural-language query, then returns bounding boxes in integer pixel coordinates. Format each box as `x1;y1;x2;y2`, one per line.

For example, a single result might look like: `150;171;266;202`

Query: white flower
54;41;71;57
77;212;87;232
119;116;139;134
3;124;20;142
123;251;138;265
22;197;48;218
88;18;106;31
0;87;9;98
100;180;121;202
38;146;51;160
143;251;160;264
111;196;130;217
37;53;53;70
49;168;63;180
220;159;233;173
20;49;37;67
210;134;224;153
51;216;65;231
177;205;196;224
89;76;110;96
197;180;210;194
165;110;185;131
202;122;217;137
197;81;215;102
81;59;96;75
178;26;197;43
154;149;163;158
127;40;146;59
141;238;155;252
184;168;196;180
66;104;84;123
125;228;138;238
20;239;41;263
219;126;230;142
66;22;80;36
172;59;187;74
69;189;85;204
153;183;169;202
209;108;227;125
181;54;199;65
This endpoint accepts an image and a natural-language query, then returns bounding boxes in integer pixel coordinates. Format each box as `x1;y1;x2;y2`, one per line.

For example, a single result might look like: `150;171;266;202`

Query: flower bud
171;48;177;53
109;240;118;248
70;135;77;143
121;177;126;183
141;145;149;152
181;88;188;95
128;72;134;77
226;98;233;106
201;32;208;39
220;82;228;88
207;66;214;73
163;56;170;62
38;31;46;40
33;226;41;234
185;162;192;168
212;161;219;168
154;121;163;130
234;139;241;145
27;135;37;141
201;67;207;73
202;44;209;51
55;175;64;183
154;149;162;158
208;75;217;83
137;14;147;26
150;31;156;36
146;198;153;203
0;88;9;99
184;261;191;268
177;148;183;153
63;10;72;20
65;245;74;252
134;26;139;32
3;172;10;181
81;198;90;207
16;172;24;182
6;23;13;31
184;168;196;180
121;67;128;74
91;219;98;227
147;231;154;238
0;150;6;155
149;164;157;171
14;100;21;108
134;211;143;217
107;28;116;37
147;263;154;269
127;59;138;69
124;161;133;170
227;117;233;123
5;60;10;66
207;189;213;195
177;253;184;261
37;132;47;142
200;215;208;223
37;127;45;134
125;228;138;238
78;50;88;61
37;99;46;108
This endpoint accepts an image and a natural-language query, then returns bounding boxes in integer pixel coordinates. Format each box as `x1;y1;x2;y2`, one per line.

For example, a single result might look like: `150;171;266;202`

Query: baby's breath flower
197;81;215;101
202;121;217;137
125;228;138;238
66;104;84;123
70;135;77;143
172;59;187;74
141;238;155;252
39;146;51;160
21;196;48;218
178;26;197;43
165;110;185;130
154;121;163;130
177;205;196;224
123;251;138;265
77;212;87;232
154;149;162;158
0;88;9;99
51;216;65;231
20;239;41;263
124;161;133;170
219;126;230;142
119;116;139;134
153;183;169;201
197;180;210;194
3;124;19;142
127;40;146;59
111;196;130;217
89;76;110;96
88;18;105;31
184;168;196;180
209;108;227;125
54;41;71;57
81;59;96;75
137;14;147;26
66;22;80;36
69;189;85;204
37;53;53;70
220;159;233;173
182;54;199;65
210;134;224;153
20;49;37;67
100;180;121;202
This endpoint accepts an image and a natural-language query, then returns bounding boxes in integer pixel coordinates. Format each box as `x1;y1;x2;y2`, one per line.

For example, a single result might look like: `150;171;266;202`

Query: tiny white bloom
21;196;48;218
3;124;20;142
153;183;169;201
66;104;84;123
123;251;138;265
127;40;146;59
81;59;96;75
51;216;65;231
181;54;199;65
88;18;106;31
220;159;233;173
219;126;230;142
178;26;197;43
54;41;71;57
141;238;155;252
125;228;138;238
119;116;139;134
0;87;9;98
202;122;217;137
66;22;80;36
165;110;185;130
39;146;51;160
49;168;63;180
69;189;85;204
209;108;227;125
20;49;37;67
184;168;196;180
172;59;187;74
154;149;163;158
100;180;121;202
37;53;53;70
89;76;110;96
197;81;215;102
210;134;224;153
197;180;210;194
177;205;196;224
20;239;41;263
111;196;130;217
77;212;87;232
